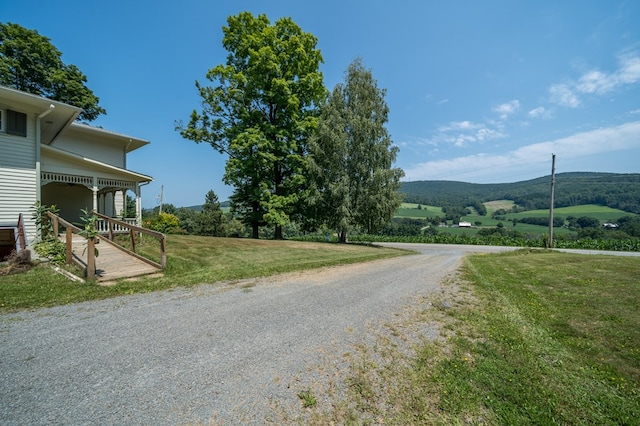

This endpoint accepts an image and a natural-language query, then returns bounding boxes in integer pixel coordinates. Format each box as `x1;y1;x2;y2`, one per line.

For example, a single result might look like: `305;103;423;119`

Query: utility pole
158;185;164;215
548;154;556;248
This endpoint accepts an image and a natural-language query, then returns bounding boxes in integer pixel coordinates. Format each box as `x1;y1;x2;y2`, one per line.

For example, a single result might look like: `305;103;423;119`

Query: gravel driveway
0;244;515;424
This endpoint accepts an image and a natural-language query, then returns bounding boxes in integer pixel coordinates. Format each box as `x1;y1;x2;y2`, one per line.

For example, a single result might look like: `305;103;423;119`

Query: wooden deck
67;235;162;282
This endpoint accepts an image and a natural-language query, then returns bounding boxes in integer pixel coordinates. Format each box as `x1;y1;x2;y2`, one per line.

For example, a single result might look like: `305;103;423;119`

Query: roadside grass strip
305;249;640;424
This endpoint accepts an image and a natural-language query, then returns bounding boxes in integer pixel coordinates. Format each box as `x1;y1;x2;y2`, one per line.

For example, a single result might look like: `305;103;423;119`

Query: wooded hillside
401;172;640;214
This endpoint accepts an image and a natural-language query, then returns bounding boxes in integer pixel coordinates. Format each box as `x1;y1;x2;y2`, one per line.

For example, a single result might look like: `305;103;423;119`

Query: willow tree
308;59;404;243
178;12;325;239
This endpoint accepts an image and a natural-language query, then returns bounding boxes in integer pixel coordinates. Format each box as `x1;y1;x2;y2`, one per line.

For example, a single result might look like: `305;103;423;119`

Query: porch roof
0;85;80;145
41;144;153;183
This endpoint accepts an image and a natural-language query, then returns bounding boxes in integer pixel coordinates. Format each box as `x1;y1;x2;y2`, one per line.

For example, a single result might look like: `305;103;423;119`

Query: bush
33;240;66;265
144;212;180;233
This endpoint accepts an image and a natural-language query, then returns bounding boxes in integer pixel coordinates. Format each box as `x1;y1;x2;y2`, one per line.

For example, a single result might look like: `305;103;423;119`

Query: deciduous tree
0;22;106;121
308;59;404;242
178;12;325;239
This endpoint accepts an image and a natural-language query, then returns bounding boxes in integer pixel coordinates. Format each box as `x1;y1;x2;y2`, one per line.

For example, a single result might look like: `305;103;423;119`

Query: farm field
395;203;443;219
394;202;635;237
506;204;634;221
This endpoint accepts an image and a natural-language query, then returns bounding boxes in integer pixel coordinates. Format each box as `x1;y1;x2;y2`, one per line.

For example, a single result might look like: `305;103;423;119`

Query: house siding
0;114;38;243
55;132;125;168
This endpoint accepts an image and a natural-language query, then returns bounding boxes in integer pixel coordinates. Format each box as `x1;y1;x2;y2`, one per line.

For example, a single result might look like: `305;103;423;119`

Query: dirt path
0;244;514;424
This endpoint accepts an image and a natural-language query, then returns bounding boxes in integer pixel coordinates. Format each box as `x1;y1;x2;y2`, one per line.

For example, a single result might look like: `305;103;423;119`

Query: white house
0;85;152;250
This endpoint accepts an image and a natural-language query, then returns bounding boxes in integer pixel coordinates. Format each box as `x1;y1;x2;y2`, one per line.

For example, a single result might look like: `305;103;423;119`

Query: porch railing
96;217;137;234
46;212;98;279
94;212;166;270
46;211;166;280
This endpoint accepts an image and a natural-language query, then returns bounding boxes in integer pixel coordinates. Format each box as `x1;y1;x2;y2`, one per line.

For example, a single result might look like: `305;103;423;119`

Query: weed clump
0;250;32;276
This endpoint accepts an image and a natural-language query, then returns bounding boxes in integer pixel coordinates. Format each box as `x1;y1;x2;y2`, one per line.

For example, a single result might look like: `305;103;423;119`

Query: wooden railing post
65;227;73;264
129;229;136;252
93;212;166;271
160;236;167;269
87;237;96;279
51;214;59;237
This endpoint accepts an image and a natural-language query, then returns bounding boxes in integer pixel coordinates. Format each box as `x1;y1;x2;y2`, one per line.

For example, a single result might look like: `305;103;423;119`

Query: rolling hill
400;172;640;214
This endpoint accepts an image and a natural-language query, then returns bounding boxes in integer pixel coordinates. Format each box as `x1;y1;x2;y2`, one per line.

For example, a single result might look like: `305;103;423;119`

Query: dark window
6;109;27;137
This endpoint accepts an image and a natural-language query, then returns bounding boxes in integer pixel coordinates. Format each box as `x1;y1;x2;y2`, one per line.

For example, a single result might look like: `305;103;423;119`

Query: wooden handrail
45;211;94;279
94;212;166;269
45;211;166;280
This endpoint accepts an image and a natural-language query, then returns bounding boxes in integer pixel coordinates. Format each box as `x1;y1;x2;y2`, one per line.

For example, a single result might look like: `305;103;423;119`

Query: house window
6;109;27;137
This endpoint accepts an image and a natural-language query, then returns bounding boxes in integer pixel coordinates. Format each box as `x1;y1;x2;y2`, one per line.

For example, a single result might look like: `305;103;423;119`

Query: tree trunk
338;229;347;243
274;225;283;240
252;222;259;239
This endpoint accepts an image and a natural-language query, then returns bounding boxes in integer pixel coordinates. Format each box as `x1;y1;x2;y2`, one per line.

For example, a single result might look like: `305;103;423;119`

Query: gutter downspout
137;181;151;227
36;104;55;204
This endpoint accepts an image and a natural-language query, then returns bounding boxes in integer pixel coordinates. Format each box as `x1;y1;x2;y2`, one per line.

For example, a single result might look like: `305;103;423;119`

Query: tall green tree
308;59;404;243
178;12;325;239
0;22;106;121
198;190;226;236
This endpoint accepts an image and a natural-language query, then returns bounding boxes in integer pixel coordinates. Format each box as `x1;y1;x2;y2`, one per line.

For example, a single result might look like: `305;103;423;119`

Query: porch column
135;184;142;227
92;177;98;213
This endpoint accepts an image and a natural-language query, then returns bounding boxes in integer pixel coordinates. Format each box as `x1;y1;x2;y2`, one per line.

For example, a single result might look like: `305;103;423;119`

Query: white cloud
431;120;506;147
528;106;551;119
549;51;640;108
403;120;640;182
549;83;580;107
492;100;520;120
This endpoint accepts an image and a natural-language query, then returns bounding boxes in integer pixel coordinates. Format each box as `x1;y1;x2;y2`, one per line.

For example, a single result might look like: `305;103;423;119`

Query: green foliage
347;233;640;252
197;190;226;236
145;212;180;234
0;22;105;121
31;201;59;242
79;208;99;239
308;58;404;242
178;12;325;239
33;240;66;265
78;208;99;258
123;195;136;218
298;389;317;408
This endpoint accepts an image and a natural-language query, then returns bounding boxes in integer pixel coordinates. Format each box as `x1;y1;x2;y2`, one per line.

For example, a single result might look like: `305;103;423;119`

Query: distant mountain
400;172;640;214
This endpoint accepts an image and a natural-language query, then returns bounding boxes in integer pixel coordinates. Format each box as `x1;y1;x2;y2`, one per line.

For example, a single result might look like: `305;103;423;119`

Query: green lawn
0;235;407;312
307;250;640;424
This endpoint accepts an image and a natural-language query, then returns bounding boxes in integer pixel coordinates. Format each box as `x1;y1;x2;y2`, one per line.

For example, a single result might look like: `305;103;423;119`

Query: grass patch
307;250;640;424
507;204;634;221
395;203;443;219
0;235;406;313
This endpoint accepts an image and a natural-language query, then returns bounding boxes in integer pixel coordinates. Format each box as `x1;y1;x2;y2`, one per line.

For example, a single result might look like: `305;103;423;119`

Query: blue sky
2;1;640;208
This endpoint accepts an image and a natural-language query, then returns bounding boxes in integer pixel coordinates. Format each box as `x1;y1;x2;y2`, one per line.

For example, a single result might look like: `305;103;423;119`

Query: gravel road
0;243;525;424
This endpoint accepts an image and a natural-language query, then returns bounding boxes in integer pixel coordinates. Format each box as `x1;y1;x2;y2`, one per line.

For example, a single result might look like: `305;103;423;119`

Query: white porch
40;171;146;230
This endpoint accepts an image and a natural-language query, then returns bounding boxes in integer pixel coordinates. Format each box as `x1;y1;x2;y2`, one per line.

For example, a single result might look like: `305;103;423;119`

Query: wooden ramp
68;235;162;282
